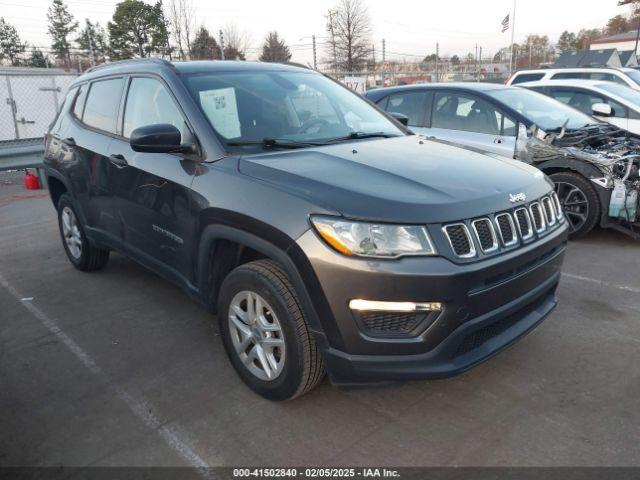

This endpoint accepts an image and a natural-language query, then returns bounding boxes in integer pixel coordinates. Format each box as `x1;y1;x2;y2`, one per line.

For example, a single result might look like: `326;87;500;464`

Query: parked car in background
365;83;640;240
506;67;640;90
520;79;640;135
44;60;568;400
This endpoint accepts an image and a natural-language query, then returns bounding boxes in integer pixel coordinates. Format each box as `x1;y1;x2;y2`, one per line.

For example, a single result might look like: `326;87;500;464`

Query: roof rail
85;58;174;74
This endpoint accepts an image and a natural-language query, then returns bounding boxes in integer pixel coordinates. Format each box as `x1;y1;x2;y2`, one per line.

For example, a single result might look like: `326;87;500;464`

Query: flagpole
509;0;517;74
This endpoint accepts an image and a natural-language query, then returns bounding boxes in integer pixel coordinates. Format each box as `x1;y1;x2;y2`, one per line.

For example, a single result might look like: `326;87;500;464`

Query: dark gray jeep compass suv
44;59;568;400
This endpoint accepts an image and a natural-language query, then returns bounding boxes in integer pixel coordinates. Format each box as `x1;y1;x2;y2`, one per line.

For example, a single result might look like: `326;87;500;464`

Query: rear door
63;77;125;237
421;90;517;157
106;75;198;281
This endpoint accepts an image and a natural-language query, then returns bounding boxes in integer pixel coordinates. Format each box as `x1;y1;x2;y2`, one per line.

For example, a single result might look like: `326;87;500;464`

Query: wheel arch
536;158;604;180
195;217;340;350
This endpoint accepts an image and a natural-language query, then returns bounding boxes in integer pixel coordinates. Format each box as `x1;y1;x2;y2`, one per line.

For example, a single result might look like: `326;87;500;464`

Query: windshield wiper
226;138;323;149
323;131;401;144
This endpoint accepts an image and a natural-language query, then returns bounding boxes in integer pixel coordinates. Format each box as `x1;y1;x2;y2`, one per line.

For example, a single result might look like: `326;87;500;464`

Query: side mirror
130;124;194;154
592;103;612;117
389;112;410;126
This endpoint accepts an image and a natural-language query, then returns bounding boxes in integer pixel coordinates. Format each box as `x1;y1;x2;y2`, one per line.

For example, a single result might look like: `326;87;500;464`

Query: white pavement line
562;272;640;294
0;273;217;477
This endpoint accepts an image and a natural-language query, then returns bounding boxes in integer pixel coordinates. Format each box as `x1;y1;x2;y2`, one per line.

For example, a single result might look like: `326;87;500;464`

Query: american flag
501;14;510;33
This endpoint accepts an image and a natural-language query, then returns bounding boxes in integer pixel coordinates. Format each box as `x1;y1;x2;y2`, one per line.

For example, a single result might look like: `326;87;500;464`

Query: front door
106;76;199;282
549;87;631;133
419;90;517;158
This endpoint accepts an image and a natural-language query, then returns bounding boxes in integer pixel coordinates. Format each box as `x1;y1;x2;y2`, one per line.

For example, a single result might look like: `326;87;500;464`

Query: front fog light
349;299;442;312
311;216;436;258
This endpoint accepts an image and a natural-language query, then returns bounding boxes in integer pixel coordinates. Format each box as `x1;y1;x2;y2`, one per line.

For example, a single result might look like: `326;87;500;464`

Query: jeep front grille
529;202;546;233
551;192;564;222
471;219;498;253
495;213;518;247
442;194;562;260
542;197;556;226
443;224;476;258
514;207;534;240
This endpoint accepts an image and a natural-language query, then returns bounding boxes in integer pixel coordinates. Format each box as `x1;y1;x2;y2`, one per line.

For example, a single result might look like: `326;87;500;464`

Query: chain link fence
1;69;77;145
322;64;510;90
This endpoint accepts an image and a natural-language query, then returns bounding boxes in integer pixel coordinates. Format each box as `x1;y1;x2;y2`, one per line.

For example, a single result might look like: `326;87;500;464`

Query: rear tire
57;194;109;271
217;259;325;400
549;171;600;239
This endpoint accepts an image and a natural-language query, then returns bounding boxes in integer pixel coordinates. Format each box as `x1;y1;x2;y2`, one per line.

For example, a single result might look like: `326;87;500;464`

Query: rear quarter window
511;73;545;84
82;77;125;134
550;72;589;80
51;86;78;133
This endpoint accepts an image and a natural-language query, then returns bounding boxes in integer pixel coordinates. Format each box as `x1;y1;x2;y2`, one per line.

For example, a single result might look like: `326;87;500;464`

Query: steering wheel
297;118;330;134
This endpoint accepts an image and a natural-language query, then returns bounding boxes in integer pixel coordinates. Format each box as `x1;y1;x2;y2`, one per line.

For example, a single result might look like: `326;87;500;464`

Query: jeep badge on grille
509;192;527;203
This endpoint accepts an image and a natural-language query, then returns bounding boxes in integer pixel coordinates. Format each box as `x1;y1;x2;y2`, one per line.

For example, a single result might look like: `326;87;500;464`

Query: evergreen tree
47;0;78;64
190;26;220;60
259;31;291;63
557;31;578;53
76;20;109;63
0;17;25;66
27;48;48;68
223;46;245;61
150;1;172;58
108;0;168;59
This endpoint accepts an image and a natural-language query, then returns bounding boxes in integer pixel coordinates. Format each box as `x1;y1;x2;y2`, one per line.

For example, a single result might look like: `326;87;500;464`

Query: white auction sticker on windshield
199;87;241;138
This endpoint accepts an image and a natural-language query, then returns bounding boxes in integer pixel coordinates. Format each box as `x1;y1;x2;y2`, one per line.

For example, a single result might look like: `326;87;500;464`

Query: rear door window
82;77;125;134
587;72;627;85
432;91;514;136
383;90;428;126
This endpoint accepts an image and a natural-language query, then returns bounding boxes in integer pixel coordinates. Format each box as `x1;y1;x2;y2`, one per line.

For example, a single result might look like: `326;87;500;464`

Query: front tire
550;172;600;239
57;194;109;271
217;260;325;400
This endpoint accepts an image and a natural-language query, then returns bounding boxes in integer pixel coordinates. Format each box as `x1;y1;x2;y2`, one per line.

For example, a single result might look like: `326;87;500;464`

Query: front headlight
311;216;437;258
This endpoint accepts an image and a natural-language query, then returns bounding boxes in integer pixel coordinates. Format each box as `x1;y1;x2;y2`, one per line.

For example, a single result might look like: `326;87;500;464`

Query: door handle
62;137;76;146
493;137;504;144
108;153;128;168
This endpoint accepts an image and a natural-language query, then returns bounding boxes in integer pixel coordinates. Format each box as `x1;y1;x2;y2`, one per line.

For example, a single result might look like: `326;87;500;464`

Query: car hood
238;136;552;224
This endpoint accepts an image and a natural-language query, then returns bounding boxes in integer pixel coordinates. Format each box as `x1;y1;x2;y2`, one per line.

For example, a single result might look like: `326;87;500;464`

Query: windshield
183;70;403;149
622;68;640;86
595;81;640;106
486;87;596;131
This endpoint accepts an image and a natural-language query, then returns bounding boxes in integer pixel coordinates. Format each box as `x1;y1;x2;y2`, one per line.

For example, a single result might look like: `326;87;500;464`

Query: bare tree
325;0;371;72
222;23;252;60
166;0;194;59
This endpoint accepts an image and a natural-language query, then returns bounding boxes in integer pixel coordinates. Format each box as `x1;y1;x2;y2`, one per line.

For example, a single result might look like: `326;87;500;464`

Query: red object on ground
23;171;41;190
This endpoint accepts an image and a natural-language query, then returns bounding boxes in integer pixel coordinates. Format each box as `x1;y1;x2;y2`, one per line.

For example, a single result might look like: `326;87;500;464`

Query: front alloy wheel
218;260;325;400
555;181;589;234
549;171;600;239
228;290;286;381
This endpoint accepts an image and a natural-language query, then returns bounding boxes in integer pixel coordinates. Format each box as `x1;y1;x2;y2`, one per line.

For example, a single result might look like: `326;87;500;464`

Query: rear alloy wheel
550;172;600;239
57;193;110;271
218;260;325;400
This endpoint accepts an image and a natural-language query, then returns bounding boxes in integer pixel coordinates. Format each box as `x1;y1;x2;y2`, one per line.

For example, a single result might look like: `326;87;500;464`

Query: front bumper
296;222;567;385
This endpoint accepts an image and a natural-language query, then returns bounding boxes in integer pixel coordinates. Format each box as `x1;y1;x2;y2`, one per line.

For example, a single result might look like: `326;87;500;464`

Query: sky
0;0;626;64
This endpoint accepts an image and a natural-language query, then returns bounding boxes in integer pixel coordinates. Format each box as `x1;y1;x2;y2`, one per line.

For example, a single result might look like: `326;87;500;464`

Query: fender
195;220;344;351
536;158;605;180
